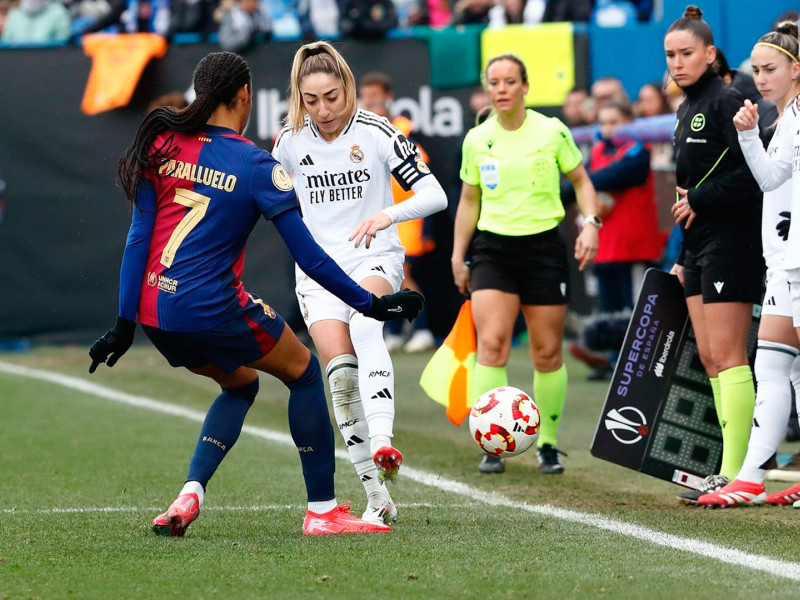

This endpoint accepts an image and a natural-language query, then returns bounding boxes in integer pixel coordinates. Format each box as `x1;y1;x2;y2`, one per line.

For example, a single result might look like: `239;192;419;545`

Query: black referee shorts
470;228;570;305
682;245;764;304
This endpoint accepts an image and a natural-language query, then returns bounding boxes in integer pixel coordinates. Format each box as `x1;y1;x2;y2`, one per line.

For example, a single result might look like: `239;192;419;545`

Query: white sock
349;312;396;456
326;354;382;496
307;499;338;514
367;485;392;507
791;355;800;426
738;341;798;483
180;480;205;507
370;434;392;454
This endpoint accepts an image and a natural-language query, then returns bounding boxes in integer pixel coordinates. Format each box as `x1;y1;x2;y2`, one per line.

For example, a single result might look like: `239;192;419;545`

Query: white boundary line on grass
3;360;800;582
0;502;461;515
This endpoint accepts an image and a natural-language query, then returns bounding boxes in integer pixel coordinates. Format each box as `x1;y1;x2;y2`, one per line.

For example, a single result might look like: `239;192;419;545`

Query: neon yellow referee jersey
460;109;582;236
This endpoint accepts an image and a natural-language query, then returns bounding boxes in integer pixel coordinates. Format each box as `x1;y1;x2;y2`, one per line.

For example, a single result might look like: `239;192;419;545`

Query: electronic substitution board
590;269;759;489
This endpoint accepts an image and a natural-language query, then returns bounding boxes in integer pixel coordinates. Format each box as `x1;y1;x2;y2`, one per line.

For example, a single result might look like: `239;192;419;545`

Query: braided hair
118;52;251;204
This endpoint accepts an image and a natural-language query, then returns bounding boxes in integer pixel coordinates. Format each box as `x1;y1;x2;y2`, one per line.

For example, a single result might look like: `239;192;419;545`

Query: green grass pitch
1;345;799;599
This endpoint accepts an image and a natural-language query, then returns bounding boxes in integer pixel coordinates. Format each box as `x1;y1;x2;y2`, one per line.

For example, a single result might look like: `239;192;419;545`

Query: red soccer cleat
697;479;765;508
766;481;800;506
152;493;200;537
373;446;403;483
303;504;392;535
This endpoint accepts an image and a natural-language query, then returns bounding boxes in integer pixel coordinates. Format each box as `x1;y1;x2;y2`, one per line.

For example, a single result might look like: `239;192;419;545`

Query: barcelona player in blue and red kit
88;52;423;536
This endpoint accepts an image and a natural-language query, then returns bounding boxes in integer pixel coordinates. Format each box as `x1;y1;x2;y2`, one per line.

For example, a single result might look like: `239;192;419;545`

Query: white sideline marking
0;502;458;515
3;360;800;582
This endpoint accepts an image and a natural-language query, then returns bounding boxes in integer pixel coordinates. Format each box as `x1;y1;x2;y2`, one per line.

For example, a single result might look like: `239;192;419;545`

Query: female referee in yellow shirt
452;54;600;474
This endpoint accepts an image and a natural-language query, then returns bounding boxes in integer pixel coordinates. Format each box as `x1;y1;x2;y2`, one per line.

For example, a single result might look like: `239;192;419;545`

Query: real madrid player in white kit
273;41;447;525
699;22;800;508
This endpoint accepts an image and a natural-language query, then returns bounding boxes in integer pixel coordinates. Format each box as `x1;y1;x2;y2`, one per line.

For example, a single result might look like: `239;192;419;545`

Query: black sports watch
584;215;603;229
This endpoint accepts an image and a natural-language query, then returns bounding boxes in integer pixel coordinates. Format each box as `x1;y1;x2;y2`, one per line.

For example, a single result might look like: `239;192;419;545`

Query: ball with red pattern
468;386;540;457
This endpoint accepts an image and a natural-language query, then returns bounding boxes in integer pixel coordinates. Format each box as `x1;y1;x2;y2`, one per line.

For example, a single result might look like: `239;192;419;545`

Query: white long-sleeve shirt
737;100;799;269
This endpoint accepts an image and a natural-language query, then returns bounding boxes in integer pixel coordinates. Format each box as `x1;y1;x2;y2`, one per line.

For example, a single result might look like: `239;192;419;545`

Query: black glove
777;211;791;242
89;316;136;373
363;289;425;323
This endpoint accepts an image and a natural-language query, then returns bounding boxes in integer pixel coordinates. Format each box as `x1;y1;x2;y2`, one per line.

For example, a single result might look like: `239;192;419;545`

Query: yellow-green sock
709;376;722;427
474;363;508;397
533;364;567;448
717;365;755;479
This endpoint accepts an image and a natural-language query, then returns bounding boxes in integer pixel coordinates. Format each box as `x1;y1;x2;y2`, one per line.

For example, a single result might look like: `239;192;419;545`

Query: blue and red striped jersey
121;124;298;331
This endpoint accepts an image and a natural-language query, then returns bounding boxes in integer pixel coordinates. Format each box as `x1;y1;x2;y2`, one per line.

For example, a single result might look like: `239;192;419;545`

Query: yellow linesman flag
481;22;575;107
420;300;477;425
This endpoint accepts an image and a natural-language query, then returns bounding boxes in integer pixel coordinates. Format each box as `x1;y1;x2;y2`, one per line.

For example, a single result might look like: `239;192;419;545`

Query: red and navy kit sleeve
252;153;300;220
118;180;157;322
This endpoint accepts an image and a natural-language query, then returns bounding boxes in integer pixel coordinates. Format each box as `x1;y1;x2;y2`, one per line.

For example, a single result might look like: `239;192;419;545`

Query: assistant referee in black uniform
666;5;764;503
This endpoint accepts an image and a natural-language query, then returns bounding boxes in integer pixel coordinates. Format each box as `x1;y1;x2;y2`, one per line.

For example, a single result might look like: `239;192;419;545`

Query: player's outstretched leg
349;312;402;483
327;354;396;523
153;378;259;536
288;354;391;534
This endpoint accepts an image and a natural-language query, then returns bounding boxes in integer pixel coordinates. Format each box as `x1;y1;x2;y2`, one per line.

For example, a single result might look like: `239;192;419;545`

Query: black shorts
470;228;570;305
142;297;287;373
682;246;764;303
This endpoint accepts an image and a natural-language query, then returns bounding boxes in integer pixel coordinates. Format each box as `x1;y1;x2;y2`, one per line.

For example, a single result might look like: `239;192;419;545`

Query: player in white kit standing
698;21;800;507
273;41;447;525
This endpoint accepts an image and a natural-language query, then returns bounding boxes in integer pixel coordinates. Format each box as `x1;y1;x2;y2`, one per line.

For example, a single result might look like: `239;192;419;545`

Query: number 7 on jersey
160;188;211;268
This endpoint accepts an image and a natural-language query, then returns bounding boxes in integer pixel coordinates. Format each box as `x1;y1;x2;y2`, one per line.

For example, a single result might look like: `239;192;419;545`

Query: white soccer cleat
362;490;398;525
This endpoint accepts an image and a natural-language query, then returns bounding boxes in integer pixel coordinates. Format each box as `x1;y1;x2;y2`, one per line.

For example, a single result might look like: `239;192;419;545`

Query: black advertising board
592;269;729;489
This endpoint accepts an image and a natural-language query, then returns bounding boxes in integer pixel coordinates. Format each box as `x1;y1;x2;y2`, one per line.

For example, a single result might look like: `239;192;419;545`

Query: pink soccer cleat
697;479;765;508
373;446;403;483
303;503;392;535
766;482;800;506
152;493;200;537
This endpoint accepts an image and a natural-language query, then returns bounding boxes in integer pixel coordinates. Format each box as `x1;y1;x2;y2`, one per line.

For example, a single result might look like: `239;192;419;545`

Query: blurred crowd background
0;1;795;365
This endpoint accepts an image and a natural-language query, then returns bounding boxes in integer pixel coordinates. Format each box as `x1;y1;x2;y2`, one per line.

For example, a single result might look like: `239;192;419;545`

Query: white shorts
788;267;800;327
295;253;405;327
762;267;793;319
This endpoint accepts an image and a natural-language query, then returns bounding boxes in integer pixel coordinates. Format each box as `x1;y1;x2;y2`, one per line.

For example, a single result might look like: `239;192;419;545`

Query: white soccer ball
469;386;540;457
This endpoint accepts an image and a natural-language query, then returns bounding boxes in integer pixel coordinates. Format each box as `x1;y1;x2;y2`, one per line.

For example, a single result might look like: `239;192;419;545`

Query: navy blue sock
185;378;259;487
286;354;336;502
